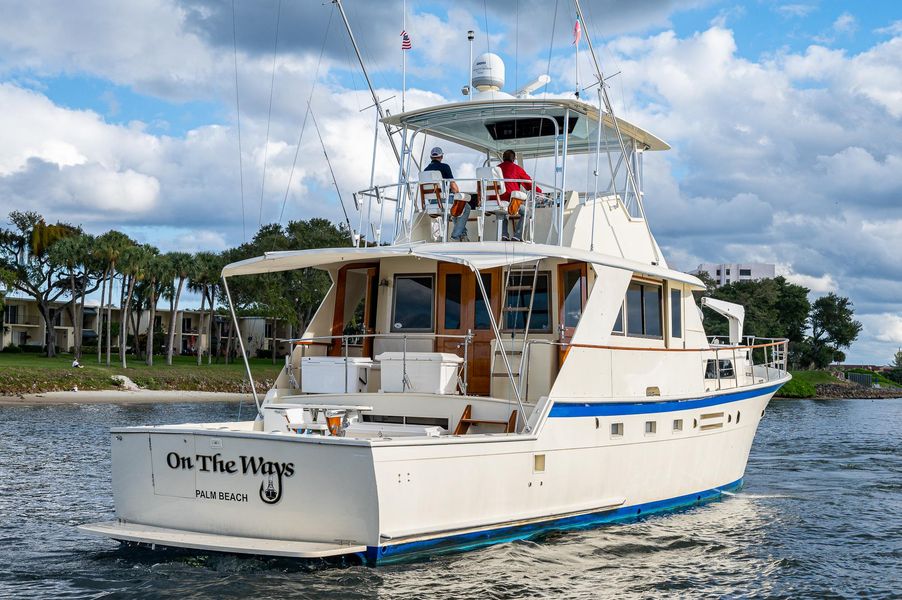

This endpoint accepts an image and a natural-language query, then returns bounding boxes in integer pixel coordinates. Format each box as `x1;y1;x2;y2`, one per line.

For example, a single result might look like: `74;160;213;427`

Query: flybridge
380;98;670;159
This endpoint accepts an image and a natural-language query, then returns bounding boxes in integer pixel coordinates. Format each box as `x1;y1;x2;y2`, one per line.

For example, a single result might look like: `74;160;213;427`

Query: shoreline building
693;263;775;287
1;295;290;357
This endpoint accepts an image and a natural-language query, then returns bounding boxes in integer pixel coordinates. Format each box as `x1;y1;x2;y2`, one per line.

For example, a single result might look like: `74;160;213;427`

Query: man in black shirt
424;147;473;241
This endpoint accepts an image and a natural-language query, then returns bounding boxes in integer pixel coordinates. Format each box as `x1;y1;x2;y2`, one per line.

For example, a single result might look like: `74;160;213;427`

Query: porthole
693;418;698;429
595;417;600;429
728;414;732;423
737;411;741;424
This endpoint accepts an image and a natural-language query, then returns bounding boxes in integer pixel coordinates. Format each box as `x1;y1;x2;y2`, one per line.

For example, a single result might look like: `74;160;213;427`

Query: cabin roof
221;242;703;288
380;98;670;158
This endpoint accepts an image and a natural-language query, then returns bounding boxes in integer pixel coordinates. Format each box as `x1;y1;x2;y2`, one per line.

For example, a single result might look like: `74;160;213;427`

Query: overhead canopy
222;242;704;289
381;98;669;159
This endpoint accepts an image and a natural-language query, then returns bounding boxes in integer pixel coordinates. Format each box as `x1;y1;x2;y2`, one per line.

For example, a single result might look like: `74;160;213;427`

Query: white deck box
376;352;463;394
301;356;374;394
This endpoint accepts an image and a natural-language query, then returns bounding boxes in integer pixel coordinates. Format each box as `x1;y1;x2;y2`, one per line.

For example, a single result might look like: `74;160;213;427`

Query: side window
670;288;682;338
612;302;624;335
623;281;663;339
392;275;435;332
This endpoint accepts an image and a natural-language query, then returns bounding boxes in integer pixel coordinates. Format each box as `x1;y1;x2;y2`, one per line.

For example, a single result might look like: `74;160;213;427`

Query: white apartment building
693;263;776;286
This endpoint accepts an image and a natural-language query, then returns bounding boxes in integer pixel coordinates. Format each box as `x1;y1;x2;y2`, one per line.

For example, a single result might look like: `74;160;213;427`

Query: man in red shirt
498;149;541;241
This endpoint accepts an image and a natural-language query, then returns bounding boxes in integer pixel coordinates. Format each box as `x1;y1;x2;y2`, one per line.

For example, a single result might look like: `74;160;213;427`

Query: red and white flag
401;30;412;50
572;16;582;45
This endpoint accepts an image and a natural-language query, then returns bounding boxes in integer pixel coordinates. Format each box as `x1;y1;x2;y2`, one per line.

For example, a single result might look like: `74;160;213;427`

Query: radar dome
472;52;505;91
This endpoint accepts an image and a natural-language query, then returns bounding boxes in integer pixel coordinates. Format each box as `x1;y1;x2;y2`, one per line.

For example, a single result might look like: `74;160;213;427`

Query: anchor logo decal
259;472;284;504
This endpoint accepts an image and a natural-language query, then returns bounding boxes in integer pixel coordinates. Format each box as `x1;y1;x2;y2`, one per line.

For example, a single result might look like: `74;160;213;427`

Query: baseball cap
430;146;444;158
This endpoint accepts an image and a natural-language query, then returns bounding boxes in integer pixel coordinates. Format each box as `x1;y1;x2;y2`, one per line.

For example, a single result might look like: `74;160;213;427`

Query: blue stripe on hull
365;477;744;565
549;383;782;417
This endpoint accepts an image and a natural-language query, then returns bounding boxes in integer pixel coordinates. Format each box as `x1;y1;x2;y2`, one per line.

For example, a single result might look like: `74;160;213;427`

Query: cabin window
561;269;584;328
444;273;462;329
673;419;683;432
504;271;551;332
612;302;624;334
611;422;623;437
705;359;735;379
645;421;657;434
670;289;682;338
624;282;663;338
391;275;434;332
474;273;493;330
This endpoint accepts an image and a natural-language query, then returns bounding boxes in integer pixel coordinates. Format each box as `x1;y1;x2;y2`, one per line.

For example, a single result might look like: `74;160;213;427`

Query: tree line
0;211;349;366
695;273;863;370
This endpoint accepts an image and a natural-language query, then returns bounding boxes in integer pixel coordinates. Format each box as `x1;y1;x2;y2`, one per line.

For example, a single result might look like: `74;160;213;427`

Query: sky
0;0;900;363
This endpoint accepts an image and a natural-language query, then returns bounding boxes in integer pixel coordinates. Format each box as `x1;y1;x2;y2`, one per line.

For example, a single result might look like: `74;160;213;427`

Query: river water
0;398;899;599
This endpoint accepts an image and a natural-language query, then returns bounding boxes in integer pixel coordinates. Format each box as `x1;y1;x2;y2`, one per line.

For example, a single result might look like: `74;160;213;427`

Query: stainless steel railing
516;337;790;397
352;178;563;246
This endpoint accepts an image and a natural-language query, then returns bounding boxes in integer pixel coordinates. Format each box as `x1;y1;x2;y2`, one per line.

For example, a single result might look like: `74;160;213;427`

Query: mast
332;0;402;166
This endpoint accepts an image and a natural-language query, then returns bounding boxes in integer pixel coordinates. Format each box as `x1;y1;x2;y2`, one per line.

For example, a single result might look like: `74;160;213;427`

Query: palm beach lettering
166;452;295;505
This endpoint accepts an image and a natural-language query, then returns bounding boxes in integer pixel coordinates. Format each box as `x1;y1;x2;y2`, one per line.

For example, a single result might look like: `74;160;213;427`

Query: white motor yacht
80;40;789;564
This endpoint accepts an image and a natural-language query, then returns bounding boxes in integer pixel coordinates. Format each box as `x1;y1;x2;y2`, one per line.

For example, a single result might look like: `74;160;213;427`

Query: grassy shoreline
0;353;281;396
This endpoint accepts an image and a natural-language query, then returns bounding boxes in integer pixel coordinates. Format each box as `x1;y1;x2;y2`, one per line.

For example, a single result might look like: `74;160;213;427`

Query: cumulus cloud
0;2;900;363
776;4;817;18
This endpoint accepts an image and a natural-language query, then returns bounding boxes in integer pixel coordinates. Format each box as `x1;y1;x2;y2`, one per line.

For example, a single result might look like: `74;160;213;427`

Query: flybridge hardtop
80;3;789;563
380;98;670;158
220;242;705;288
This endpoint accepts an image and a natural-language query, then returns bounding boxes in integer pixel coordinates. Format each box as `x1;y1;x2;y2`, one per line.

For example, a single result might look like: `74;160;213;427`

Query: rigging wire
278;3;334;225
309;104;353;235
530;0;559;178
259;0;283;228
231;0;247;241
482;0;491;55
514;0;519;92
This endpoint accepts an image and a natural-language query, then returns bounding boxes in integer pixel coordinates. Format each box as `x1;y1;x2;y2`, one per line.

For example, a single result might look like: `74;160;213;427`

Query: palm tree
188;252;213;365
118;244;153;368
164;252;194;365
144;252;169;366
96;231;134;365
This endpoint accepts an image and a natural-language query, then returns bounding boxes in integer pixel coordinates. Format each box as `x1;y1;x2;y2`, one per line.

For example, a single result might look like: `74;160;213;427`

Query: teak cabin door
436;263;501;396
330;263;379;357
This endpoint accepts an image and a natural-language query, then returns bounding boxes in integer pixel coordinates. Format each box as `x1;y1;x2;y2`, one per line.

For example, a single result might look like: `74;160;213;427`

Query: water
1;399;900;599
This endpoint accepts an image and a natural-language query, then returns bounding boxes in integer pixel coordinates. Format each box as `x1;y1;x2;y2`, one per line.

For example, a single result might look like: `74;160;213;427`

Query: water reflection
0;398;900;599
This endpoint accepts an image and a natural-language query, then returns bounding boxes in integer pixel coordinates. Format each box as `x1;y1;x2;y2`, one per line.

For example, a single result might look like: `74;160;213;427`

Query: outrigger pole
332;0;402;167
573;0;660;264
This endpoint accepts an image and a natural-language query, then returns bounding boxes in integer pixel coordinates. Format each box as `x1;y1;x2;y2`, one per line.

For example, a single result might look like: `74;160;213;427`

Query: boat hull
80;381;781;564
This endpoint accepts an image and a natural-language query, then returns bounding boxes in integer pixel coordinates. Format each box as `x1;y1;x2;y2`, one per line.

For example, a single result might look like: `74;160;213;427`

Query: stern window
392;275;435;332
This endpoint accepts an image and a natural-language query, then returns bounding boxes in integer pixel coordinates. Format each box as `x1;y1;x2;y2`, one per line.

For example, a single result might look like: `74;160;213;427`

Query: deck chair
418;170;445;218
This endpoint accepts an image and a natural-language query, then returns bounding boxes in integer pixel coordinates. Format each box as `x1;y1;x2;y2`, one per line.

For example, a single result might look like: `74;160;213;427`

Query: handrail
519;337;788;397
352;177;565;246
569;339;788;353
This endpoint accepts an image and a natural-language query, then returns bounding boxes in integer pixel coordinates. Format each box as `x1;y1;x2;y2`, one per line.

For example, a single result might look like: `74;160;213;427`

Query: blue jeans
502;205;526;239
451;202;471;240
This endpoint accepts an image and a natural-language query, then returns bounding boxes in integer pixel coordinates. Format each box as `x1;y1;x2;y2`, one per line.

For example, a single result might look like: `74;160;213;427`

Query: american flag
572;16;581;46
400;30;412;50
